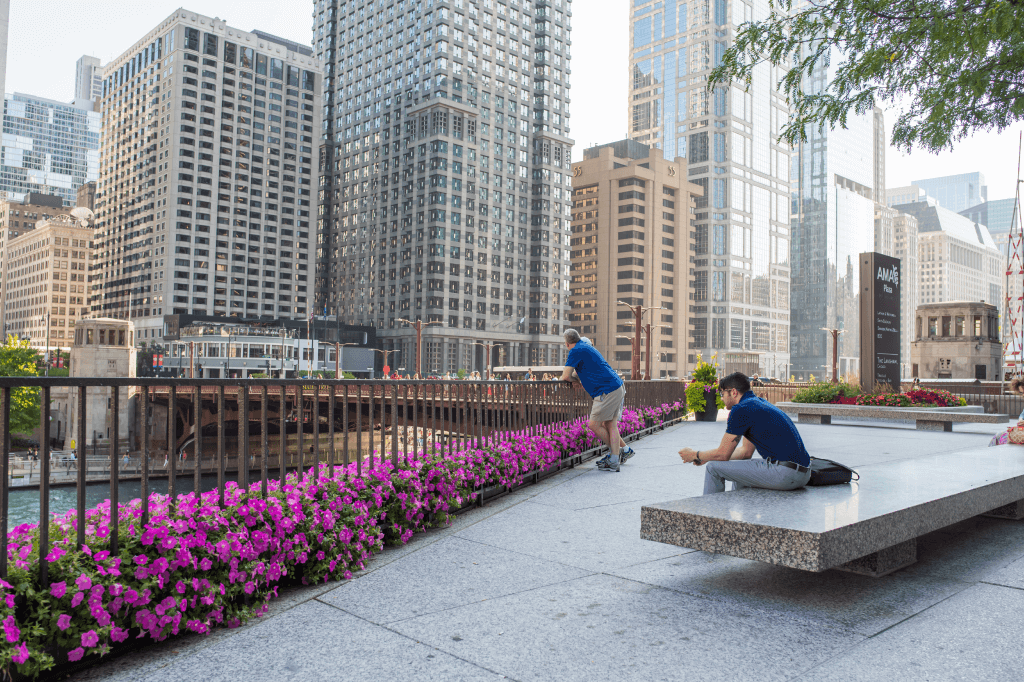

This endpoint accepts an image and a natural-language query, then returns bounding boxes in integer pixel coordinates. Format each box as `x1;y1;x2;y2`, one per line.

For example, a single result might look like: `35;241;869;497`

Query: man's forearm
697;445;733;462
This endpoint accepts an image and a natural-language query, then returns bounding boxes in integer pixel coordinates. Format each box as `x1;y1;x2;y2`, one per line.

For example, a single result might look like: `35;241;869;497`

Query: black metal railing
0;378;687;582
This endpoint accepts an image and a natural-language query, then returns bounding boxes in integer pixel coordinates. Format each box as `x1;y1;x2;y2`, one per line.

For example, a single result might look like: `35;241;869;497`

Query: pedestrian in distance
678;372;811;494
559;328;635;472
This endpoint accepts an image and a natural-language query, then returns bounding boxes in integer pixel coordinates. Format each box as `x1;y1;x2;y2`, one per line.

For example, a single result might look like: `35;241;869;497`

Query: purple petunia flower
57;614;72;631
81;630;99;648
49;581;67;599
67;647;85;662
11;642;28;664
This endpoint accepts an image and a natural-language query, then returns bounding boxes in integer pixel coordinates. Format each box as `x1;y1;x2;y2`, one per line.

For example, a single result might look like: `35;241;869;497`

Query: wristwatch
694;451;702;465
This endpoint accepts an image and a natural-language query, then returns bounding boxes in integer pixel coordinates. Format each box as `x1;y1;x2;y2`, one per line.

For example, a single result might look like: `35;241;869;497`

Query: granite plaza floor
72;417;1024;682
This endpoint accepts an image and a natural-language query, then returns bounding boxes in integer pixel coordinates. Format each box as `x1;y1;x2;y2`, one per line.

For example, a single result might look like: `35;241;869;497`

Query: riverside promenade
71;418;1024;682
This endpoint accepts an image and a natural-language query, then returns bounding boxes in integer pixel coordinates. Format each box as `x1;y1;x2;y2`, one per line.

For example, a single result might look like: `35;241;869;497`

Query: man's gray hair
563;328;581;344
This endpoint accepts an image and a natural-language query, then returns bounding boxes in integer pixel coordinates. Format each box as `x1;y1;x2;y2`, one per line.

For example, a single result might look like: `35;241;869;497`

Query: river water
7;476;223;529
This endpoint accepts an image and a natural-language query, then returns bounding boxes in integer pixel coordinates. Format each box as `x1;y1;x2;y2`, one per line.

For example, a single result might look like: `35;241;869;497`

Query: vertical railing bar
431;383;437;456
240;385;250;494
217;385;225;508
0;388;9;577
168;386;177;514
110;386;120;556
368;383;375;469
329;383;336;475
355;383;362;477
38;386;50;586
313;383;320;482
296;385;304;481
402;384;409;462
193;386;201;495
278;384;287;488
77;386;89;545
391;383;398;466
343;384;350;470
261;386;269;498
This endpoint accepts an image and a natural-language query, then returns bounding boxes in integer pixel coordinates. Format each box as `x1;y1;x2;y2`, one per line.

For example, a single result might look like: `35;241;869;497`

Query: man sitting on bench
678;372;812;494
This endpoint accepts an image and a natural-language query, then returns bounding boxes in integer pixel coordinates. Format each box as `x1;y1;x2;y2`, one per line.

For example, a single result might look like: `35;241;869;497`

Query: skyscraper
315;0;574;374
0;93;100;205
789;62;882;382
92;10;322;340
628;0;792;378
912;172;987;214
570;139;700;379
75;55;104;103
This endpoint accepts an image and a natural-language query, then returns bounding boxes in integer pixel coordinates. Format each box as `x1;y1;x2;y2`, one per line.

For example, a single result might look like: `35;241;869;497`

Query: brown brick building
569;140;701;379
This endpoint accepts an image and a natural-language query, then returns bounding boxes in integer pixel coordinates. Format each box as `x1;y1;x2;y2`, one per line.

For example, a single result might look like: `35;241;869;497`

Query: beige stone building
911;301;1001;380
569;140;701;379
875;204;920;379
5;215;93;351
0;193;71;335
68;318;136;446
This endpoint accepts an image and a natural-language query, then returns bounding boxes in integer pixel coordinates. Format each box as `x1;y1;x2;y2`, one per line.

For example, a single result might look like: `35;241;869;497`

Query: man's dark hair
719;372;751;394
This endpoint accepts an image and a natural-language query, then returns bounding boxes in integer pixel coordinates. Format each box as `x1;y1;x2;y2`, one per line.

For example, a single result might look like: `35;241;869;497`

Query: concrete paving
71;418;1024;682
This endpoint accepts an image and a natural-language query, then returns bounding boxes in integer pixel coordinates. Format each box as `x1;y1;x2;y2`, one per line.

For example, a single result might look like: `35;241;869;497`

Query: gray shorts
590;385;625;423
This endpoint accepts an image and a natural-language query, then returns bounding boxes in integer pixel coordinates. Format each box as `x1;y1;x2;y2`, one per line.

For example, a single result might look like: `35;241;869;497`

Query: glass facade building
628;0;792;378
314;0;575;374
0;93;100;205
788;52;882;381
912;172;987;215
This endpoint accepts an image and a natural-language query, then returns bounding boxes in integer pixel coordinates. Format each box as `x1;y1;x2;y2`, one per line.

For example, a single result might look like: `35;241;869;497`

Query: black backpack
807;458;860;486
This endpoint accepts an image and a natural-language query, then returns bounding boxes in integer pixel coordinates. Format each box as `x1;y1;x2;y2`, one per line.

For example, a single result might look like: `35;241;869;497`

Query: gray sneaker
597;457;620;472
595;454;611;467
619;446;636;464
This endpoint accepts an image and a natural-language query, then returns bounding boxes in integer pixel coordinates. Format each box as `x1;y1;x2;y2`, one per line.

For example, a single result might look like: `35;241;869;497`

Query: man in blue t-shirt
678;372;811;494
559;329;633;472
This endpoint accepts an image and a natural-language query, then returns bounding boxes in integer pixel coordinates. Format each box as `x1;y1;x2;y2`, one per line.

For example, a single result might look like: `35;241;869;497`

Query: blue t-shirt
726;391;811;466
565;342;623;398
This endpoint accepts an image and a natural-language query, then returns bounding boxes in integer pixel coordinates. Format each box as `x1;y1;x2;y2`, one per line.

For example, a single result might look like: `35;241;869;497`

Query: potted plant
686;354;725;422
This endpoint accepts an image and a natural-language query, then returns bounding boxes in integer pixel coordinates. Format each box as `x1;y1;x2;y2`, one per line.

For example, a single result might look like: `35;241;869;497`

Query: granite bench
640;446;1024;577
776;402;1007;432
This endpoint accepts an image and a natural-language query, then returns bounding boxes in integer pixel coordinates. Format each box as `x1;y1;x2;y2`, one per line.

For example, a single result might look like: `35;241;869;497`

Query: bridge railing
0;377;686;582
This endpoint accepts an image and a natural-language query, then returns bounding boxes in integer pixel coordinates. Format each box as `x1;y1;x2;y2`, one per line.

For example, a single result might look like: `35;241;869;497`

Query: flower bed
0;401;685;678
854;388;967;408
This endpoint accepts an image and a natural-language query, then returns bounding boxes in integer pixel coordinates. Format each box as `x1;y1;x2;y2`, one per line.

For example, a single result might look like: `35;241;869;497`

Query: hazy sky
9;0;1022;202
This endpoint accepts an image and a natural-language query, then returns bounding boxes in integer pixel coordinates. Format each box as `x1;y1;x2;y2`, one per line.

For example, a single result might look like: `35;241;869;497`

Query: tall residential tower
92;11;321;340
628;0;792;378
314;0;575;375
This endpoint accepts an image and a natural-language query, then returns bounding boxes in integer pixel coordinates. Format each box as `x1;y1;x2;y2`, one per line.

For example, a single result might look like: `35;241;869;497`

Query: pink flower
57;614;72;631
110;626;128;643
3;615;20;643
67;647;85;662
75;574;92;591
49;581;67;598
71;592;84;608
11;642;28;664
81;630;99;648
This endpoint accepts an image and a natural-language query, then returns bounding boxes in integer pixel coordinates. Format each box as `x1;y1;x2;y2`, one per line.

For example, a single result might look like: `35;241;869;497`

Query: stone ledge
777;402;1007;424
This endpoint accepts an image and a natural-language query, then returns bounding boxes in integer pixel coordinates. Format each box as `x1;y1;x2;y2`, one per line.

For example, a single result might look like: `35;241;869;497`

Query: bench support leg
916;420;953;432
835;539;917;578
984;500;1024;520
798;414;831;425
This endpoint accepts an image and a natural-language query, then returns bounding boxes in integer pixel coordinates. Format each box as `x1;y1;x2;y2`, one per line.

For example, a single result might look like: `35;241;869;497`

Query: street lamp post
821;327;846;384
471;341;494;379
616;301;663;380
371;348;398;378
396;318;442;377
336;342;359;379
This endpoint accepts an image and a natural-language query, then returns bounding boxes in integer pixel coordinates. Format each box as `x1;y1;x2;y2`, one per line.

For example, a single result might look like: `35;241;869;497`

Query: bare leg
588;419;613;450
606;420;621;458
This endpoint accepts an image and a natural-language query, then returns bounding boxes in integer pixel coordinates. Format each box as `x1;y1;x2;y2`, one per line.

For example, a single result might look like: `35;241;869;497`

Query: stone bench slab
776;402;1007;429
640;446;1024;575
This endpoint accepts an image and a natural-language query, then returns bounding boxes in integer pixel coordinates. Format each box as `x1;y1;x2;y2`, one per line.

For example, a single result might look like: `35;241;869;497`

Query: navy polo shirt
725;391;811;467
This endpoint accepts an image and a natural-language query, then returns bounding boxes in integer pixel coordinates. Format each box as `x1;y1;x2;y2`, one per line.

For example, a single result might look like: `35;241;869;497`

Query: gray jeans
703;458;811;495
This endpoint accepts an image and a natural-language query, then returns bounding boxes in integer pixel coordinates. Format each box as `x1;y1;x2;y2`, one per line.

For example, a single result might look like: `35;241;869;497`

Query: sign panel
859;252;902;389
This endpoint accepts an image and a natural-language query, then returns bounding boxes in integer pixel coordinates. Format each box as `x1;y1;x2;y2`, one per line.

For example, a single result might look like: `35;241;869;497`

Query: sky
7;0;1023;202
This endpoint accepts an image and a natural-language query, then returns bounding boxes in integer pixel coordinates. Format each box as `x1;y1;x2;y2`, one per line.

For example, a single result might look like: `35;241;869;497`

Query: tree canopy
0;335;41;435
708;0;1024;153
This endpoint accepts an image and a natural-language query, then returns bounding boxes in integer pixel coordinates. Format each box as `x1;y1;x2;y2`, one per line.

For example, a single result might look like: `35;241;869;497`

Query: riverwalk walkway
71;418;1023;681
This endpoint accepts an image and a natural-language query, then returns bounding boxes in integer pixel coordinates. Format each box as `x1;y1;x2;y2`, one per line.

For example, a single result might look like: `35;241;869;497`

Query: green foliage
690;353;719;384
791;380;861;404
708;0;1024;153
342;371;356;379
457;368;467;379
0;335;41;434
